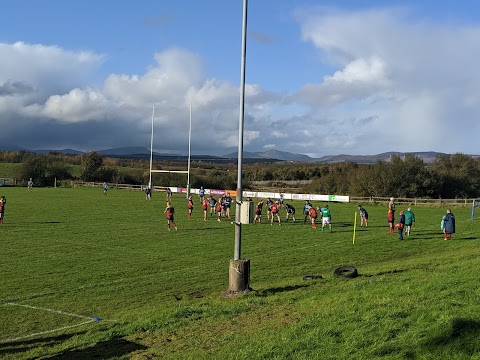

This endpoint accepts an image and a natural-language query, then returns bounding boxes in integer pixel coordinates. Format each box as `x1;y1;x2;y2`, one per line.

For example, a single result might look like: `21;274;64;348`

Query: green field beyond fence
1;187;480;359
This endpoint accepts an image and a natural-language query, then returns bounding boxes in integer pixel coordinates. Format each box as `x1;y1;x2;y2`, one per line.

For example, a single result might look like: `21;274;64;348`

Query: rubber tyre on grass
334;266;358;278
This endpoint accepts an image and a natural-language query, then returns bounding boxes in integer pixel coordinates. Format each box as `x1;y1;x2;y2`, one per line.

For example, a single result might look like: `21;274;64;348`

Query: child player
321;205;332;232
285;203;296;222
164;202;177;231
216;198;223;222
202;197;209;221
358;205;368;228
253;199;264;224
308;204;317;229
270;200;281;225
187;195;194;219
209;197;217;217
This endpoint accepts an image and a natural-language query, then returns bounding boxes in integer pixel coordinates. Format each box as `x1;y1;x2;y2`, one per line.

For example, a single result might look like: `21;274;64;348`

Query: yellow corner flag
353;212;357;245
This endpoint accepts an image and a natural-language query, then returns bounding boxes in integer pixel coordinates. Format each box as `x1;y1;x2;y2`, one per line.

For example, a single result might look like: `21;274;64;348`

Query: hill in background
1;145;478;164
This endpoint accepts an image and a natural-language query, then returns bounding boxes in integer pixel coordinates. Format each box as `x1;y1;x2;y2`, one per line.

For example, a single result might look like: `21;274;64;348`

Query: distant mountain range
0;145;478;164
223;149;312;161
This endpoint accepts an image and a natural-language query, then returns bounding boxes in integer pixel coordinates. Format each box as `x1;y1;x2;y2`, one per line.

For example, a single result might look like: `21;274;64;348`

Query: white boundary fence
73;182;476;206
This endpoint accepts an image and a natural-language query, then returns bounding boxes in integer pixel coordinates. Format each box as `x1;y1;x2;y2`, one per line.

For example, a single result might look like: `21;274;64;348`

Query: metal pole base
226;259;251;295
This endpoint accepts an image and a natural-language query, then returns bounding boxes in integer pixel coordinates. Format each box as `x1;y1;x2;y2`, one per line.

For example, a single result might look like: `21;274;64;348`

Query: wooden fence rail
75;182;475;207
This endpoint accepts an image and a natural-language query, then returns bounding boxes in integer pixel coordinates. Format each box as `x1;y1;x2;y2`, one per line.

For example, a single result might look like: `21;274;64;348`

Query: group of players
252;197;332;231
163;188;235;230
162;189;334;231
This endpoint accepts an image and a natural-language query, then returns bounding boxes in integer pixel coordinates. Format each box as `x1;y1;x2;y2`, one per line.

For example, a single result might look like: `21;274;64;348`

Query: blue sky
1;0;480;157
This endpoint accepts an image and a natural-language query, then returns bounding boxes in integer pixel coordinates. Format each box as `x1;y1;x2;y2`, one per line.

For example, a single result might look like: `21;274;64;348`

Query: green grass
1;187;480;359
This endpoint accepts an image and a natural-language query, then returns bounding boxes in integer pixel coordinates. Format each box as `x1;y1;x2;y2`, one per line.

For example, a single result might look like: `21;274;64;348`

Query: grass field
1;186;480;359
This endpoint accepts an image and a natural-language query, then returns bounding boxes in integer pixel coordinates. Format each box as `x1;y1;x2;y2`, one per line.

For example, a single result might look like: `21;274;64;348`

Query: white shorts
322;217;331;226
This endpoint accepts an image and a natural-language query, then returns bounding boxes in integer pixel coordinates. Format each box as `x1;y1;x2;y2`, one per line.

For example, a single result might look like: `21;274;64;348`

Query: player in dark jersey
266;197;274;221
304;200;312;223
285;203;296;222
0;195;6;224
187;195;194;219
164;202;177;231
224;192;232;219
254;199;264;224
209;197;217;217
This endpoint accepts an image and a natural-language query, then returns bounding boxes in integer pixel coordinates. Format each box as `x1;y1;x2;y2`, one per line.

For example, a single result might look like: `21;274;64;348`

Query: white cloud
290;6;480;155
0;42;104;96
2;7;480;158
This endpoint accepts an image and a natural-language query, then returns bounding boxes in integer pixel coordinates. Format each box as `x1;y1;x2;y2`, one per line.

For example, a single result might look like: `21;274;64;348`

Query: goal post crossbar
148;105;192;197
151;170;189;174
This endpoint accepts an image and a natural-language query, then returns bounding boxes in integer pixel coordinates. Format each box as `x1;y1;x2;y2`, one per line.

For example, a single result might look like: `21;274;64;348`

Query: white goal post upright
186;104;192;199
149;104;192;196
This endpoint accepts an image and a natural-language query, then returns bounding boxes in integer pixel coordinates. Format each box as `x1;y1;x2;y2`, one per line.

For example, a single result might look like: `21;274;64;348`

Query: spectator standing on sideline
404;207;415;236
396;210;406;240
103;182;108;196
0;195;6;224
187;195;194;219
253;199;264;224
199;186;205;204
441;209;456;240
285;203;296;222
388;197;396;233
164;201;177;231
27;178;33;191
358;205;368;228
166;187;172;202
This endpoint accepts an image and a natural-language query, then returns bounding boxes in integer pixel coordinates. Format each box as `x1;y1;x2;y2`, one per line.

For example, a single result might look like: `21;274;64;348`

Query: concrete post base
227;259;251;295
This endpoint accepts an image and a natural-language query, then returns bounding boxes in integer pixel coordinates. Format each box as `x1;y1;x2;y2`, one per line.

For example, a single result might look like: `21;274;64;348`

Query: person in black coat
442;209;456;240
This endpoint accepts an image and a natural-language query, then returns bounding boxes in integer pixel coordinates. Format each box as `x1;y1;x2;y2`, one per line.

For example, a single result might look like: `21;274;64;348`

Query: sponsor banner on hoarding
243;191;257;198
292;193;310;200
173;187;349;203
257;191;276;199
310;194;329;201
329;195;350;202
209;189;225;195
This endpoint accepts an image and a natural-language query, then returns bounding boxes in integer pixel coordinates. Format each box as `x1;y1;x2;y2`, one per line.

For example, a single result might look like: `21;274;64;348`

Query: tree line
1;151;479;199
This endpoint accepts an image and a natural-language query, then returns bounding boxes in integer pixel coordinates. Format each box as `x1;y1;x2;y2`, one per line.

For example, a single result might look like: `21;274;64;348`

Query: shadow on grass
425;318;480;356
47;338;147;359
0;332;86;357
255;283;312;296
1;331;147;359
31;221;62;224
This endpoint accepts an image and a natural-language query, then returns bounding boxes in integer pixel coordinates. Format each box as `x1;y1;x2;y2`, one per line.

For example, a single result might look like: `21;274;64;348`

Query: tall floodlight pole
149;105;155;189
228;0;250;294
186;104;192;199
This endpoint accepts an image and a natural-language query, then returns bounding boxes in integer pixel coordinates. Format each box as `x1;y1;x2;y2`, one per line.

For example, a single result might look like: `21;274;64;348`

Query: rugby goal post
148;105;192;198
